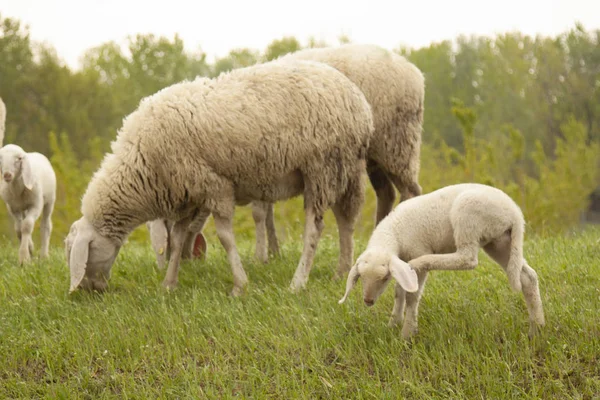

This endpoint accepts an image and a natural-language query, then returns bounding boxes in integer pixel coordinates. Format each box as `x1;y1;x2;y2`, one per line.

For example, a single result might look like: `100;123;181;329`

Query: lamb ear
68;230;92;293
21;155;34;190
389;255;419;293
338;264;360;304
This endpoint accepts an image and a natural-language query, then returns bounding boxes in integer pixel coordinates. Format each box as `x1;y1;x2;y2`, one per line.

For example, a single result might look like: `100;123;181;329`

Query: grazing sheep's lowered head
339;248;419;306
65;216;121;293
0;144;34;189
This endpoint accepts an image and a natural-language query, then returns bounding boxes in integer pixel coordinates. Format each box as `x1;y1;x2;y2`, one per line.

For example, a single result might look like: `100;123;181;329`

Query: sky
1;0;598;69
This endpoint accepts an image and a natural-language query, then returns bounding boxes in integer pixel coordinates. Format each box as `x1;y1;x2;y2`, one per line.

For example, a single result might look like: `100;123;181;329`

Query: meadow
0;224;598;399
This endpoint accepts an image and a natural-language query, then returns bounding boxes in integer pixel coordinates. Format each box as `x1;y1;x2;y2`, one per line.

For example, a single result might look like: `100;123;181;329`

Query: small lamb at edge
0;144;56;264
339;183;545;339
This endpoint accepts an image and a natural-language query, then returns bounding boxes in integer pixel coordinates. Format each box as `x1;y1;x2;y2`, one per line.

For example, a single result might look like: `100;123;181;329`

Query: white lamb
339;183;545;339
0;144;56;264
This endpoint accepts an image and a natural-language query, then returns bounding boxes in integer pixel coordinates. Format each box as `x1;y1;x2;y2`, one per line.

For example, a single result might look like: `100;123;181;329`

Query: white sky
1;0;598;69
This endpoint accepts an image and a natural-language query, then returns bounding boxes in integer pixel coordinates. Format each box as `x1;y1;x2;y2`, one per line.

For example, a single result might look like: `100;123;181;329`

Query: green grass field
0;226;599;399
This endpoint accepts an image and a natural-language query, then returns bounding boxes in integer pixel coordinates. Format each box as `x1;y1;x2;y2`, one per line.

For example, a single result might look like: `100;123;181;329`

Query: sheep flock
1;44;546;340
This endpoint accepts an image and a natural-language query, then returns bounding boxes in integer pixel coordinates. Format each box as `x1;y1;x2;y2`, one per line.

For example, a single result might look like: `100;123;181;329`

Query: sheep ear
68;230;92;293
338;264;360;304
21;155;34;190
389;255;419;293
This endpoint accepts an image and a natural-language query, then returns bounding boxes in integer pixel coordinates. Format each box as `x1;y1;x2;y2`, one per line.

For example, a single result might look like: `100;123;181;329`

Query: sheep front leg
39;201;54;258
409;245;479;273
289;207;325;292
252;201;269;264
388;283;406;327
401;271;428;339
162;218;192;290
214;210;248;297
18;215;35;264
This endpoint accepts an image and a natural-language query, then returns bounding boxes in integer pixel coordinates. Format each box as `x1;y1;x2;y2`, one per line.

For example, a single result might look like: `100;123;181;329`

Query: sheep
0;97;6;146
146;218;207;269
65;59;373;295
0;144;56;264
249;44;425;263
338;183;545;339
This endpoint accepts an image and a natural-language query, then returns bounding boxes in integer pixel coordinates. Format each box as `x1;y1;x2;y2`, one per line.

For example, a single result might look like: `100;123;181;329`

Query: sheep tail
506;221;524;292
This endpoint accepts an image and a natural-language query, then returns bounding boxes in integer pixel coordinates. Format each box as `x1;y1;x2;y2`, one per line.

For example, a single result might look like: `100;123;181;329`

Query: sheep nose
3;172;12;181
364;299;374;307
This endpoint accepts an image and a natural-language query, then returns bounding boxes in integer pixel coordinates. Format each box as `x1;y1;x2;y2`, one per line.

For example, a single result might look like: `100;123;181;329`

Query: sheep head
65;217;121;293
0;144;34;189
339;248;419;306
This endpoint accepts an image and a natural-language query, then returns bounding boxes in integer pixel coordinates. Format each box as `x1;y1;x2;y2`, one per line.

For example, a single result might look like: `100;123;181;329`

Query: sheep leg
289;207;325;292
401;271;428;339
39;200;54;258
388;172;422;202
265;202;280;256
332;180;363;279
388;283;406;327
213;209;248;297
252;201;270;264
181;231;196;260
408;245;479;272
18;215;36;265
162;217;193;290
367;163;396;225
484;237;545;336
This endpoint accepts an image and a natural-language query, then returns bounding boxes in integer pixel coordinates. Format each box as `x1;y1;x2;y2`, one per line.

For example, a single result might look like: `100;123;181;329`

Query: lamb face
65;217;121;293
339;248;418;305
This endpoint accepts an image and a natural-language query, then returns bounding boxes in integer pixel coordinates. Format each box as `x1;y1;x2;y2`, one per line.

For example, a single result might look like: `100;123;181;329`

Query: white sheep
0;97;6;146
339;183;545;339
249;44;425;263
149;45;424;266
65;59;373;295
0;144;56;264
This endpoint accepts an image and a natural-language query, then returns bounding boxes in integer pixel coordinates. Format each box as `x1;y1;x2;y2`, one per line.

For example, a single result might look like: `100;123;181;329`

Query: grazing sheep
0;97;6;146
65;59;373;295
0;144;56;264
250;44;425;262
339;183;545;339
147;218;207;269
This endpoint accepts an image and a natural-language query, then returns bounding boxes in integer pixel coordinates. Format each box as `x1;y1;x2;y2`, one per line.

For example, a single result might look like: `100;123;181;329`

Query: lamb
65;59;373;295
0;97;6;146
339;183;545;339
0;144;56;264
146;218;207;269
249;44;425;263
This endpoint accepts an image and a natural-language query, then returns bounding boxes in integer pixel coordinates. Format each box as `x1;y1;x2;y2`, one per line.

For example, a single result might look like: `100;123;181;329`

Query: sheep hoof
388;316;403;328
255;251;268;264
289;278;307;293
528;322;544;338
230;286;244;297
162;280;178;291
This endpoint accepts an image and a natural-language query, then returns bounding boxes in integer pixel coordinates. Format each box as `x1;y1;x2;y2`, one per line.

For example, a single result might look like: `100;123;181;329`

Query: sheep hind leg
40;201;54;258
367;163;396;225
388;170;422;203
289;206;325;292
213;208;248;297
484;236;545;337
332;180;364;280
265;202;280;257
251;201;270;264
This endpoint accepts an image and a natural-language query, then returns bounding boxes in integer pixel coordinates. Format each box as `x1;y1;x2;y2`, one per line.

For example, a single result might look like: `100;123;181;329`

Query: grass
0;226;599;399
